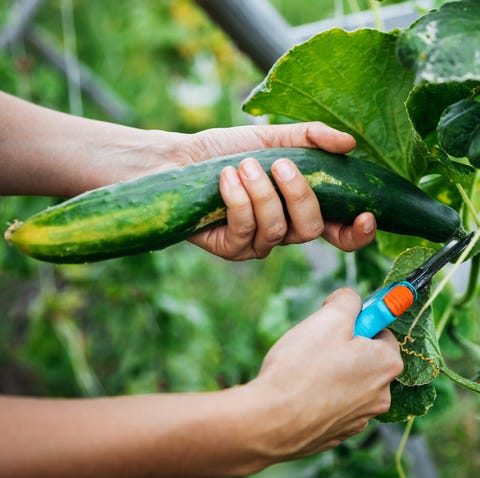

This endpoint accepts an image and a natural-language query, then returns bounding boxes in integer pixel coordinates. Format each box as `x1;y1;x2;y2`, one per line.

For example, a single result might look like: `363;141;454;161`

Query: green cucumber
4;148;462;263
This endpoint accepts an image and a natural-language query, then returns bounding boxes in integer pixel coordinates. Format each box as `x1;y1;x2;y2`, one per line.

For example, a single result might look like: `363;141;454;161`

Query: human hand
185;122;376;259
246;288;403;462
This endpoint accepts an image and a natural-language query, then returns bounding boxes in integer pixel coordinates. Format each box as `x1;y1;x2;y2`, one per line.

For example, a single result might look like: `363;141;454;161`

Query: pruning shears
354;233;473;338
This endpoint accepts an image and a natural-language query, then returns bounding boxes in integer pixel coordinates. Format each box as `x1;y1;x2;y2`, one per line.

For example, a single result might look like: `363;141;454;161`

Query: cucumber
4;148;462;264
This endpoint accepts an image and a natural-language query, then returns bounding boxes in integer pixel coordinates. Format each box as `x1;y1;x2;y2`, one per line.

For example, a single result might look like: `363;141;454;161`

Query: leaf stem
347;0;362;17
368;0;385;30
447;324;480;366
407;226;480;338
435;302;454;340
441;364;480;393
437;253;480;339
455;253;480;309
456;181;480;228
395;417;415;478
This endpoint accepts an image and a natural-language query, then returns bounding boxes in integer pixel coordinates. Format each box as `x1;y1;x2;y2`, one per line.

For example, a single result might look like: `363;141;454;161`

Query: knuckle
236;223;257;240
253;246;272;260
226;252;252;262
391;355;405;377
297;221;324;242
286;187;312;205
253;190;276;205
375;393;392;415
355;418;369;434
336;287;362;305
264;222;288;243
257;250;272;260
229;198;252;212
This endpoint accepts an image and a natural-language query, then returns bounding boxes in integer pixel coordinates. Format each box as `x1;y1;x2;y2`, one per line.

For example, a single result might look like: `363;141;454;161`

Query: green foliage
243;0;480;425
397;0;480;85
386;248;441;387
1;1;479;477
1;0;259;131
437;99;480;167
244;29;419;181
377;381;436;423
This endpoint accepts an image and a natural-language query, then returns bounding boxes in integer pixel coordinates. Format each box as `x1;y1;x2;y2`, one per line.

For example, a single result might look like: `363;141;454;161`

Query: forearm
0;91;186;197
0;387;274;478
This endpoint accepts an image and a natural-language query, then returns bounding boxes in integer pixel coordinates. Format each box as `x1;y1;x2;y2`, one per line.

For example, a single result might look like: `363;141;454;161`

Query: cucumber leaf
420;174;464;212
385;247;442;386
399;1;480;157
437;99;480;158
426;147;475;187
377;380;436;423
467;129;480;167
397;0;480;85
243;28;420;181
376;231;435;260
405;82;477;140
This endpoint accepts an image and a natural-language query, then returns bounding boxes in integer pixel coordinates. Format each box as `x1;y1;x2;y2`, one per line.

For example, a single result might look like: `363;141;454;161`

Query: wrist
204;383;280;475
76;127;189;193
235;378;306;468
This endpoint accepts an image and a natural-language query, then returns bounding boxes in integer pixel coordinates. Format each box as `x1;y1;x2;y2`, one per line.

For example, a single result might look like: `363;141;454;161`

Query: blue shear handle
353;282;416;338
354;297;396;338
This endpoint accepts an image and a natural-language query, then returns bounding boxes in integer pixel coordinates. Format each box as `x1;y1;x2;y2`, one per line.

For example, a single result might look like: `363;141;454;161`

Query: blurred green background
0;1;478;477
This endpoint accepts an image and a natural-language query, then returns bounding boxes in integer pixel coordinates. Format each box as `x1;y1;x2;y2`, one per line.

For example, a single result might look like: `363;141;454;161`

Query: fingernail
241;158;261;180
223;166;241;186
362;216;375;234
275;159;295;181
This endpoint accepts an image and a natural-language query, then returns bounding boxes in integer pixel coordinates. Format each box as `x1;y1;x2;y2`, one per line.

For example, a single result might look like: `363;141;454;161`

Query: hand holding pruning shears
354;233;473;338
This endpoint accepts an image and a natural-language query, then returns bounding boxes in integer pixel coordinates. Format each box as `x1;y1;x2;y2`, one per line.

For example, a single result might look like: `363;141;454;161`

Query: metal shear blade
406;233;473;294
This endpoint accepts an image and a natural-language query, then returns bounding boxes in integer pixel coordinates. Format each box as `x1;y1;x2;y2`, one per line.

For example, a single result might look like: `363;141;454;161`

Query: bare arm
1;389;266;477
0;91;188;197
0;91;376;257
1;289;403;478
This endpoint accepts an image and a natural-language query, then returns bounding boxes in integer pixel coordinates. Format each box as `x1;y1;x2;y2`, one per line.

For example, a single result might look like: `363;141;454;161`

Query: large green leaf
397;0;480;85
243;28;419;181
385;247;442;386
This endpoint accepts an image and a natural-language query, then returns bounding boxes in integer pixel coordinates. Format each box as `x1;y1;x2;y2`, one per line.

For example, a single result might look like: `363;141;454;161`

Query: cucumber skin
7;148;461;263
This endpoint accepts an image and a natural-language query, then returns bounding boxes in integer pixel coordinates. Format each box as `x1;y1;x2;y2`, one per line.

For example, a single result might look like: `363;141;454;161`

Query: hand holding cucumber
191;154;376;261
2;91;378;262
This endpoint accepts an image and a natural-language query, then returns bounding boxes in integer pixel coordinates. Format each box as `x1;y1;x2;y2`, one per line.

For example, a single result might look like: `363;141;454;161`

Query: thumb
254;122;356;153
320;288;363;336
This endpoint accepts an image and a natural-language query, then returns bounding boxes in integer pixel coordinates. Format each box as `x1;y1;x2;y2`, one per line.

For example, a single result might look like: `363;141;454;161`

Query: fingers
321;212;376;252
284;288;362;343
217;166;258;258
322;287;362;311
237;158;288;258
251;122;357;154
319;288;363;336
193;122;356;162
217;155;376;259
271;159;324;244
219;159;288;259
220;157;325;258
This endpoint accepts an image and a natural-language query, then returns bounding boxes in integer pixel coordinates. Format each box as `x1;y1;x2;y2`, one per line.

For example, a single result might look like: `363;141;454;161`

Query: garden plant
243;0;480;474
1;1;479;477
